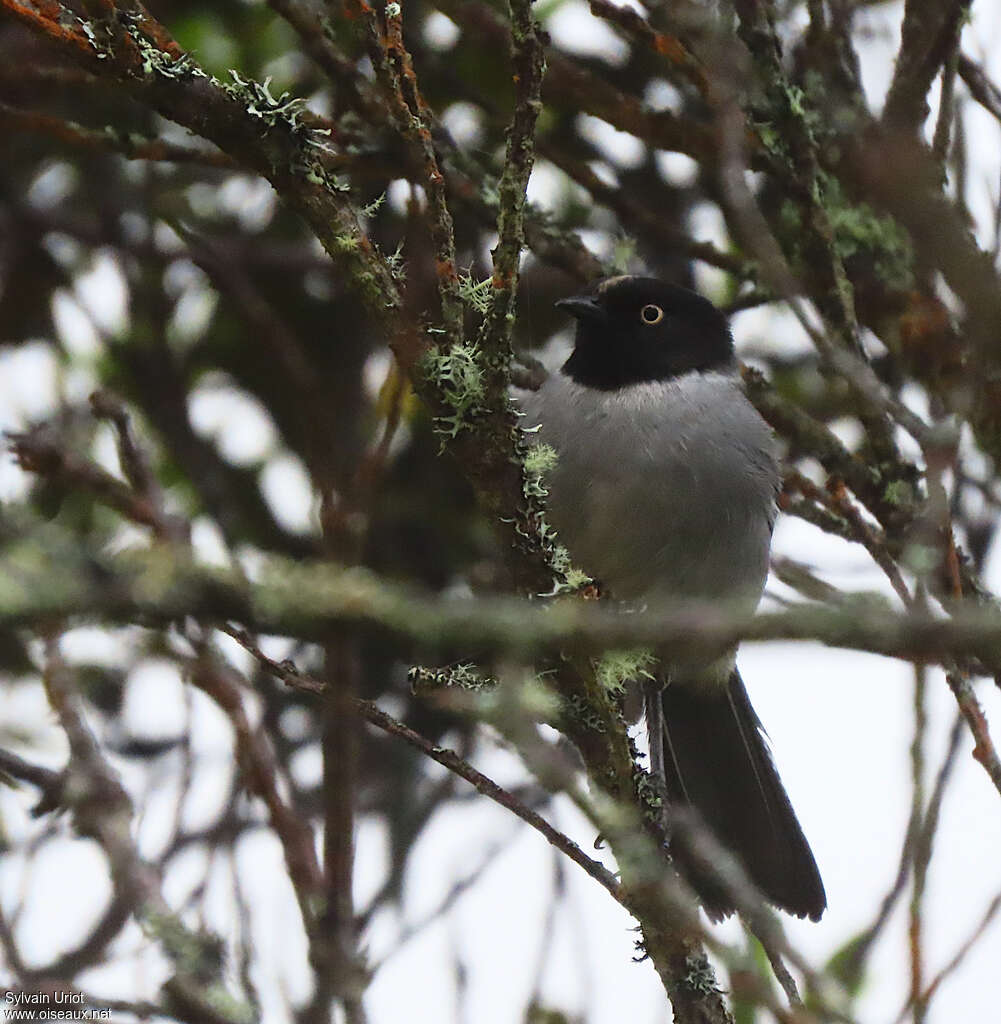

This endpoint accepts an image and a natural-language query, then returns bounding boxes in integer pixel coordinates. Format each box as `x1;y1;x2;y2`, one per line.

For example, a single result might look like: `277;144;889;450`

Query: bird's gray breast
520;371;779;608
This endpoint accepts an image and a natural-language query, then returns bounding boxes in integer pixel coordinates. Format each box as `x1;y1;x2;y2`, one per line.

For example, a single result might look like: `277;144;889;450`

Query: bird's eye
640;304;664;325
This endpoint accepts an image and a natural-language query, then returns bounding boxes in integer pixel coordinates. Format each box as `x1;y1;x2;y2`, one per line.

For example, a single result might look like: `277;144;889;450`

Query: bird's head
557;276;734;389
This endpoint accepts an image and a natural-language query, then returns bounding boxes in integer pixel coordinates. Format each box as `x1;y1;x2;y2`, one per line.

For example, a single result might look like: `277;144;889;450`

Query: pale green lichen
142;906;254;1024
754;118;787;161
116;14;207;81
822;174;914;290
755;69;911;294
124;24;343;199
518;444;592;592
883;478;916;508
223;70;349;192
531;526;588;592
138;45;205;80
781;173;914;292
228;71;308;130
384;239;406;276
546;543;590;592
683;953;721;996
563;565;593;591
361;192;387;217
457;273;494;315
408;662;493;693
564;693;607;734
632;764;664;826
421;342;486;439
77;19;109;59
593;648;656;695
783;81;827;142
523;442;557;477
329;233;360;253
523;442;557;500
610;235;637;275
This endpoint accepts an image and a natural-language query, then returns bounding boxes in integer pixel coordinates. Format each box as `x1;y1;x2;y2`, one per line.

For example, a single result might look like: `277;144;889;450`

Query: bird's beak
555;295;606;323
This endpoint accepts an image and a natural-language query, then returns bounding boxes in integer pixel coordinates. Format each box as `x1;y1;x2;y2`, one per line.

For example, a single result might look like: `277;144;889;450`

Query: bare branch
884;2;973;134
225;625;622;899
0;101;236;166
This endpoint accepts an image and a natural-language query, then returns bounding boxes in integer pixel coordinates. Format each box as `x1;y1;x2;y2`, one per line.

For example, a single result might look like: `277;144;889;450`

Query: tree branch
884;2;973;134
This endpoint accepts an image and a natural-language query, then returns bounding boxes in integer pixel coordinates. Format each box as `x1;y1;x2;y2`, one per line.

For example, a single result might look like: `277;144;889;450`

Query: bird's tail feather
656;670;826;921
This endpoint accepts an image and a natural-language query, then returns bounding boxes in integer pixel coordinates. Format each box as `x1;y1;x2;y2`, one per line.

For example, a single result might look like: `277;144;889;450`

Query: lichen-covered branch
479;0;546;357
0;0;404;324
4;537;1001;704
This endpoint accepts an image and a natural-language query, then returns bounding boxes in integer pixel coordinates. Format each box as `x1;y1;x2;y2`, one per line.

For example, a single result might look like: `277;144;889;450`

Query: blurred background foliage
0;0;707;881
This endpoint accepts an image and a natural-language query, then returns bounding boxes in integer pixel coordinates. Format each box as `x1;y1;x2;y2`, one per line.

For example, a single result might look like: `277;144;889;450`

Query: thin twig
958;55;1001;125
783;469;913;605
946;671;1001;798
895;885;1001;1023
358;0;463;336
908;663;928;1023
0;101;236;167
187;647;324;936
89;390;188;542
8;426;171;535
370;827;523;972
226;625;621;899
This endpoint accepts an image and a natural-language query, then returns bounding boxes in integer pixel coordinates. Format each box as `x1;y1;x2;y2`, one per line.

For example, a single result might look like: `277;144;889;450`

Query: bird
520;275;826;921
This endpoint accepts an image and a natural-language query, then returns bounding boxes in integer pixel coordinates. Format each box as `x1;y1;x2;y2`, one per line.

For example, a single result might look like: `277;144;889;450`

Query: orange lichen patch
8;109;82;146
898;290;948;336
898;292;963;376
651;32;708;95
965;698;994;761
132;13;185;60
825;476;848;502
652;32;686;61
343;0;374;18
943;532;963;599
1;0;96;56
435;258;458;282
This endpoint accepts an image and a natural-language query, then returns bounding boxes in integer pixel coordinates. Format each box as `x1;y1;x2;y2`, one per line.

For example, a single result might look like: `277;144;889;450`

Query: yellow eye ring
640;304;664;325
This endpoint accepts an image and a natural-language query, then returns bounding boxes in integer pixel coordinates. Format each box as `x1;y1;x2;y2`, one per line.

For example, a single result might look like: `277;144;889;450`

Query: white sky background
2;2;1001;1023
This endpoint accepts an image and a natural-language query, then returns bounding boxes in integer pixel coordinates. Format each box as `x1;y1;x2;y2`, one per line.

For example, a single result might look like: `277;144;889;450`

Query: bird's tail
654;669;826;921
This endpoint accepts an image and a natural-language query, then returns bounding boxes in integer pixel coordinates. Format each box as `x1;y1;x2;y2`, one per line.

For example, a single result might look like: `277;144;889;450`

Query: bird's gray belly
546;443;771;608
526;375;776;611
